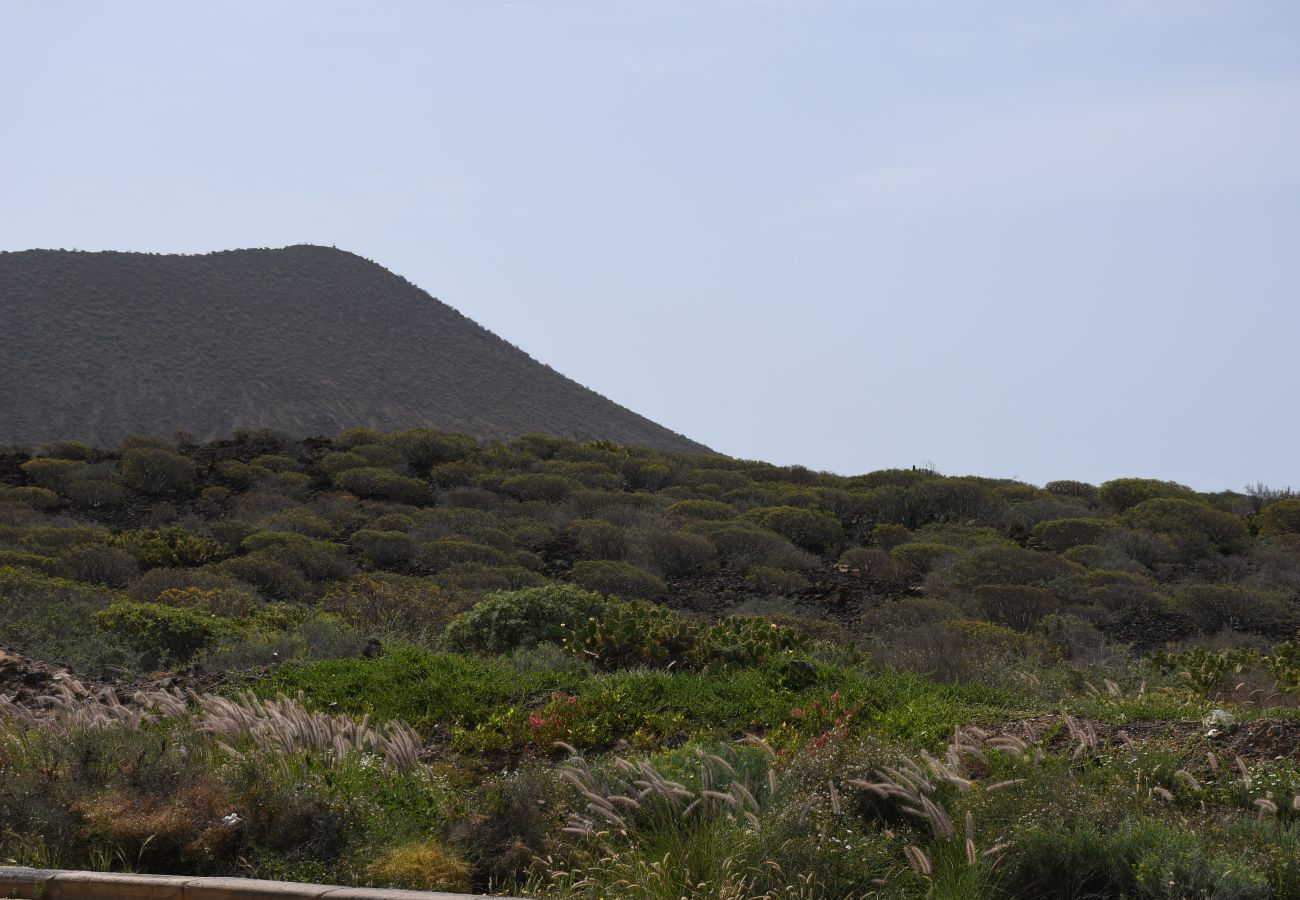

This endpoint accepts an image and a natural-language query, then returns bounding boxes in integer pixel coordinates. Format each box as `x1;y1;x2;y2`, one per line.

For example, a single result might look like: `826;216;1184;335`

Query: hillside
2;427;1299;895
0;245;707;453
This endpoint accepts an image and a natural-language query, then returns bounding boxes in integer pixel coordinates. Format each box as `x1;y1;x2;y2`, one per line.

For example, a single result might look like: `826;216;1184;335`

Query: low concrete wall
0;867;515;900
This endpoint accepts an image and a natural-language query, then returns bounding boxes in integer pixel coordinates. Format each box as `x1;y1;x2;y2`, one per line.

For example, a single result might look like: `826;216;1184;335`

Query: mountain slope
0;245;708;452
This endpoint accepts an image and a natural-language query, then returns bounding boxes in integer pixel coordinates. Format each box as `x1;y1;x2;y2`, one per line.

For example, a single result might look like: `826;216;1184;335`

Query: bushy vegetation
1;426;1298;896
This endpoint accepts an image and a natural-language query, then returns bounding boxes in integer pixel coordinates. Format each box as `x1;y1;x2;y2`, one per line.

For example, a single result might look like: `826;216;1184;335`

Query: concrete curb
0;867;517;900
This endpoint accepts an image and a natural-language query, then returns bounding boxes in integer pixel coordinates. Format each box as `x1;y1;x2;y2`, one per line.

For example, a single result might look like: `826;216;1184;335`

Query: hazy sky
3;1;1298;491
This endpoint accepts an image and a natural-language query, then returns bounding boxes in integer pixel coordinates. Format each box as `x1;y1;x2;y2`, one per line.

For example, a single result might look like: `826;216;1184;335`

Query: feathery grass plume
904;845;932;877
1255;797;1278;818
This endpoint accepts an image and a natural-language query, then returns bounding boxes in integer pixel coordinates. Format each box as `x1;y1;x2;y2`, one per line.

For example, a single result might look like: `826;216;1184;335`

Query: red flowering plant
789;689;854;754
526;691;581;748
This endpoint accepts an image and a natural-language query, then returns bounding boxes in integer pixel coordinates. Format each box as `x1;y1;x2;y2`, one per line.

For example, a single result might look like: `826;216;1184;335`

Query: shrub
692;521;798;571
1097;477;1196;512
113;528;231;567
968;584;1059;631
415;538;512;573
335;467;428;504
1173;584;1299;637
0;549;65;576
0;567;135;675
1121;497;1249;558
1044;479;1098;500
570;559;666;600
560;600;809;671
641;528;717;578
219;553;312;601
871;523;911;551
569;518;628;559
119;447;195;494
666;499;738;521
441;584;608;655
1258;498;1300;536
932;545;1079;592
241;532;352;581
94;601;242;667
744;566;810;596
215;460;273;489
348;529;415;567
742;505;844;554
440;563;547;592
2;485;61;511
367;839;471;892
1033;518;1115;552
837;546;903;582
889;542;958;581
157;586;261;618
65;479;127;511
497;473;576;503
18;524;110;553
61;544;138;587
38;439;94;460
20;457;85;490
389;428;478;470
321;573;458;637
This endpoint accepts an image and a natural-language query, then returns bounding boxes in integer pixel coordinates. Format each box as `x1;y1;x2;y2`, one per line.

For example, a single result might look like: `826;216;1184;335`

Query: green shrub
889;542;959;581
1173;584;1299;637
112;528;231;567
61;544;138;587
389;428;478;470
968;583;1060;631
569;518;627;559
20;457;86;490
2;485;62;511
440;563;547;592
1033;517;1116;552
37;439;94;460
94;601;243;666
65;479;126;511
641;528;717;578
1097;477;1197;512
157;586;261;618
0;549;66;576
744;566;810;596
1121;497;1249;558
497;473;577;503
349;529;415;567
666;499;737;521
870;522;911;550
1044;479;1098;499
119;447;195;495
0;567;134;675
742;505;844;553
219;553;312;601
241;531;352;581
569;559;666;600
415;538;511;573
335;467;428;504
560;599;809;671
18;524;110;553
933;544;1079;591
1258;498;1300;536
691;521;799;571
321;573;458;637
441;585;608;655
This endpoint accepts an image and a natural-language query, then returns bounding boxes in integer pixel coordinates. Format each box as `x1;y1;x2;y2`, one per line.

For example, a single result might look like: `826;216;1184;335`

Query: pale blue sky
3;1;1298;490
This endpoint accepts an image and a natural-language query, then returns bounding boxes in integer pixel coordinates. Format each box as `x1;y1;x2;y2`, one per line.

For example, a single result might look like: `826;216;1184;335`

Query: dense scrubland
2;426;1299;898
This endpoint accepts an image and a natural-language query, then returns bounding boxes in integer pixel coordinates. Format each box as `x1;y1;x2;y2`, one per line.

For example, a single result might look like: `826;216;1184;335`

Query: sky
2;1;1298;491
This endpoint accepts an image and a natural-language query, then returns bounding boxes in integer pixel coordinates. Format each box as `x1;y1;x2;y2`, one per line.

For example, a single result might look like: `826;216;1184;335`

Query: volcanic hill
0;245;707;452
